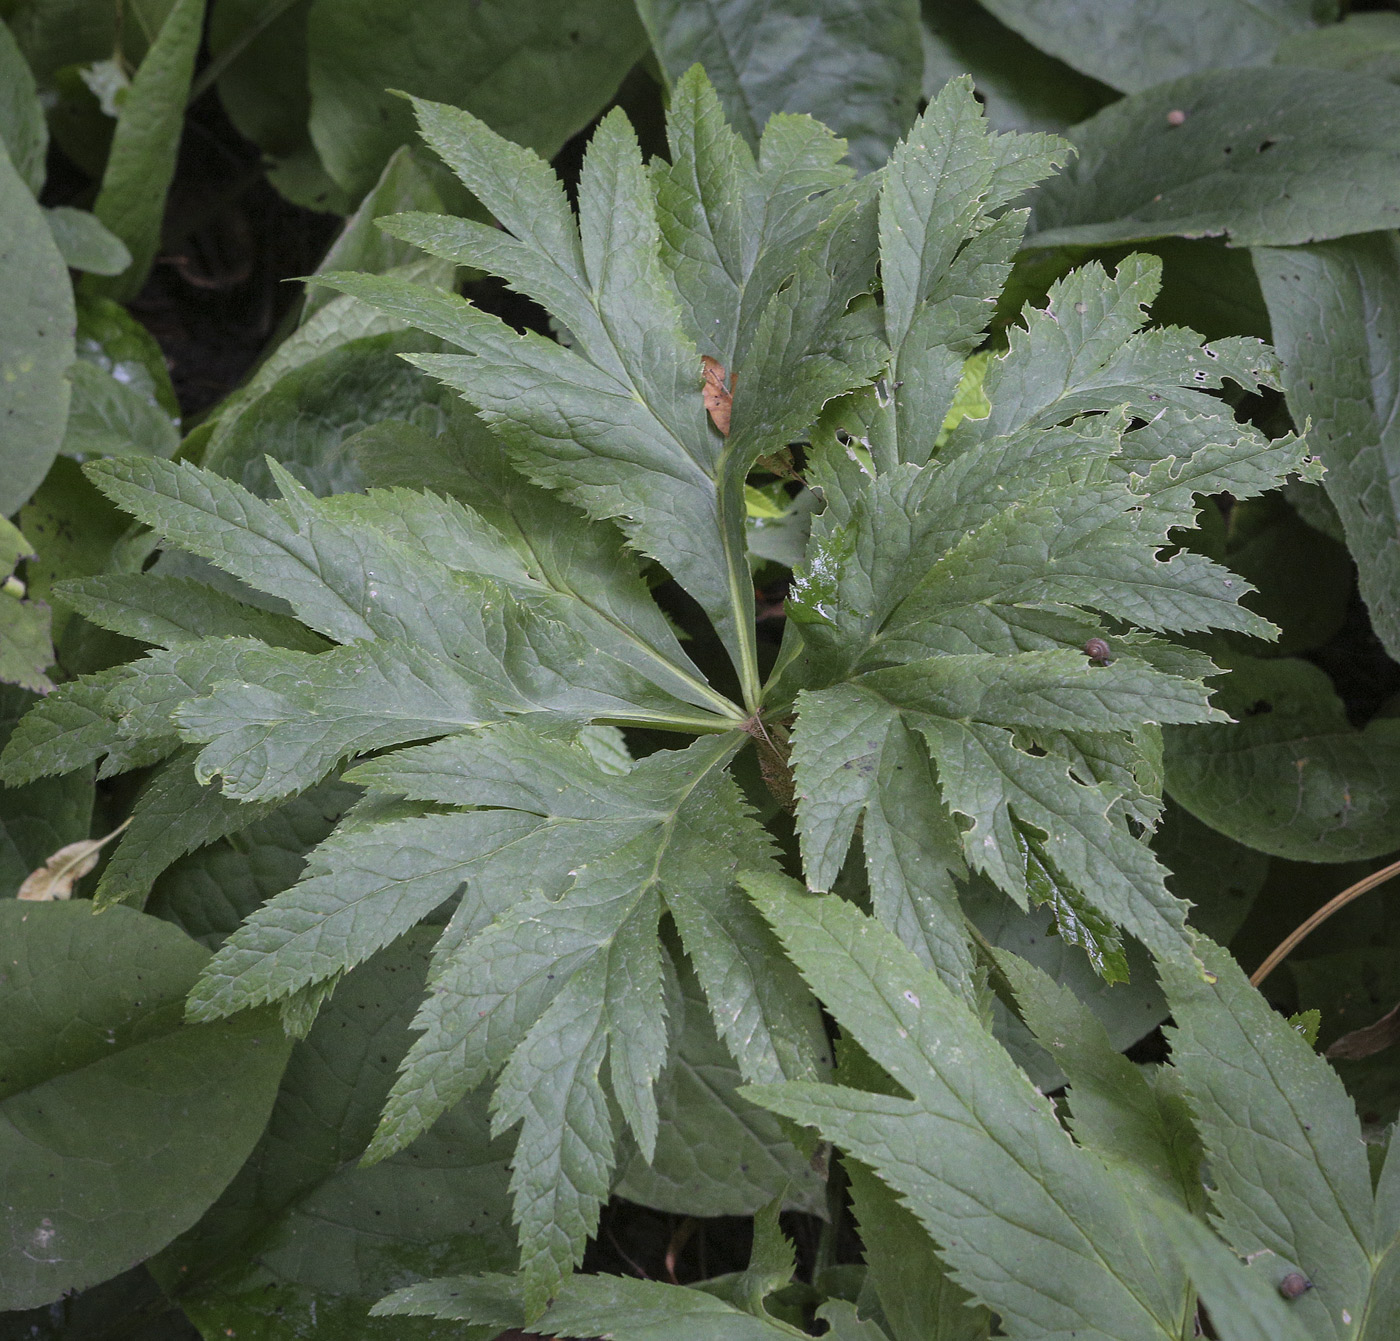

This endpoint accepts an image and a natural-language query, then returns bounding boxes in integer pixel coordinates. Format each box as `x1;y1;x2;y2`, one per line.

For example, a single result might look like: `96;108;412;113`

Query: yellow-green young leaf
85;0;205;301
0;901;291;1311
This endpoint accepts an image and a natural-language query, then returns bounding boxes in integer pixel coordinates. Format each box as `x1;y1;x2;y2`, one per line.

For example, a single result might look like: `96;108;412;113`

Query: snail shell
1083;638;1112;665
1278;1272;1313;1300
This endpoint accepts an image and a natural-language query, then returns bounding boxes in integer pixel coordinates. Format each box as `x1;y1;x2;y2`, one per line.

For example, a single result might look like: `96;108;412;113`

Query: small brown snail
1278;1272;1313;1300
1083;638;1112;666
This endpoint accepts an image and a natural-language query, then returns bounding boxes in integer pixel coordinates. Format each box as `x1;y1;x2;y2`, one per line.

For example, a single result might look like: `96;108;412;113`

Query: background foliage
3;2;1400;1339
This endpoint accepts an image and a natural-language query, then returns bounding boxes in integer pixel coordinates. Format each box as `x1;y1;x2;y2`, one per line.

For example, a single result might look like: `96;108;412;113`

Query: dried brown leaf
701;355;732;436
16;819;131;901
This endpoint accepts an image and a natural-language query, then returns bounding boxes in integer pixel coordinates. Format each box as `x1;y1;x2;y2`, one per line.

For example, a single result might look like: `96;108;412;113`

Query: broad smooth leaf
920;0;1113;135
74;292;181;420
201;332;453;497
1030;69;1400;250
0;685;93;898
61;360;180;460
742;875;1194;1340
1254;233;1400;663
1164;656;1400;862
636;0;923;172
305;0;647;198
976;0;1332;95
43;207;131;276
0;14;47;194
0;901;291;1310
0;139;75;517
85;0;206;301
207;0;346;214
152;931;515;1341
1275;12;1400;82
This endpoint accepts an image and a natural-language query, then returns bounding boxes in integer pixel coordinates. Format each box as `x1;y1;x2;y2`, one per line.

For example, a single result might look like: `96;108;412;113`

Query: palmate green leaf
742;875;1195;1341
86;454;725;728
1161;941;1400;1339
147;779;359;950
324;78;885;708
1155;1202;1313;1341
976;0;1331;95
344;410;736;717
59;572;326;652
187;725;826;1312
782;91;1311;979
614;958;824;1218
837;1039;990;1341
998;950;1204;1212
847;1157;988;1341
92;752;291;910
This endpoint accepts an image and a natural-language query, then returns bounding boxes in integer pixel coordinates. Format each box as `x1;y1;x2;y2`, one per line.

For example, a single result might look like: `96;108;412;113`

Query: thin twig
1250;856;1400;987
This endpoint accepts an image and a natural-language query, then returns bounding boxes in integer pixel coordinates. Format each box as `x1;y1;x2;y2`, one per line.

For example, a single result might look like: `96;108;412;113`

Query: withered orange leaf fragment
701;355;732;436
